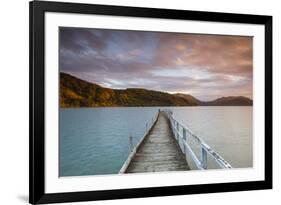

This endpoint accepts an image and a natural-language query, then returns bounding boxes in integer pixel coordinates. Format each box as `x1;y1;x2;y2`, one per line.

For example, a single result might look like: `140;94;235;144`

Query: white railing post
176;122;179;141
129;135;133;152
182;128;187;153
173;120;175;135
183;128;187;140
171;118;174;133
201;148;207;169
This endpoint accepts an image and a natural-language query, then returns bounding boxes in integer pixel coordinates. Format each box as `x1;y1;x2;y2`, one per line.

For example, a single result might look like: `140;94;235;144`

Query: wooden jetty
120;111;189;173
119;110;232;174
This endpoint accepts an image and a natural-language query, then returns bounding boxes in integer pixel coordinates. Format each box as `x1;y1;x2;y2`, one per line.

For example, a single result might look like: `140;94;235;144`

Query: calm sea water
59;107;252;176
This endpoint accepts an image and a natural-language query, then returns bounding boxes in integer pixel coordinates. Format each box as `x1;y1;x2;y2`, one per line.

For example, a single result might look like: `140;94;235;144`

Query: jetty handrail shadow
163;110;232;170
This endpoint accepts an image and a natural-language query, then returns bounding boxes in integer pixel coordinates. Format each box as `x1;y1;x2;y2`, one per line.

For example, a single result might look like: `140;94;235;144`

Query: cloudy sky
59;27;253;101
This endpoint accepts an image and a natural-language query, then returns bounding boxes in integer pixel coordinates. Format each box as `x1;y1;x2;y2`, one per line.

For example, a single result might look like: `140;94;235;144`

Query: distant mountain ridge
173;93;201;105
201;96;253;106
60;72;253;107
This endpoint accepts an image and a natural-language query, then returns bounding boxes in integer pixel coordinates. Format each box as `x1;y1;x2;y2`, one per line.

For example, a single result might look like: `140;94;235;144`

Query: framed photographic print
29;0;272;204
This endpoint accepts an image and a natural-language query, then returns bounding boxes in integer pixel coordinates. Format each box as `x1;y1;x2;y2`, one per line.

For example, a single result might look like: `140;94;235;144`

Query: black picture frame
29;0;272;204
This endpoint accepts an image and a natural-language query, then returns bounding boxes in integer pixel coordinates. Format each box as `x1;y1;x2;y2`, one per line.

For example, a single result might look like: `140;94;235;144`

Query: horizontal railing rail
163;110;232;170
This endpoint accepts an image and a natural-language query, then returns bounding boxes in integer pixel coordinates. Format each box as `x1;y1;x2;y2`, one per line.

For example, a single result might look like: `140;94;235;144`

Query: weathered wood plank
125;111;189;173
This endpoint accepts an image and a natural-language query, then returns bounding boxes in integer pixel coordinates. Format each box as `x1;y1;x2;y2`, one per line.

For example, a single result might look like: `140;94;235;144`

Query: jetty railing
163;110;232;170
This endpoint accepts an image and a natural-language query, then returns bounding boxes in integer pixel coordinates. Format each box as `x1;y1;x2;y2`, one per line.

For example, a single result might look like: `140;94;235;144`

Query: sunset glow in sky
59;27;253;101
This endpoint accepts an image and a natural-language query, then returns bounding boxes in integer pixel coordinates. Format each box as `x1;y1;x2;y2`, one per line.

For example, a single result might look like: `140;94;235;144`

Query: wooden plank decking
124;111;190;173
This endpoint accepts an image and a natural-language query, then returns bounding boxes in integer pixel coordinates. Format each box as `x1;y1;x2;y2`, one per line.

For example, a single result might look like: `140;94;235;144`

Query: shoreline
60;105;253;109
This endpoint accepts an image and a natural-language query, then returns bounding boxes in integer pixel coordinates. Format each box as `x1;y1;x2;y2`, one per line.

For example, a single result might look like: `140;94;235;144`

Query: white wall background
0;0;279;204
